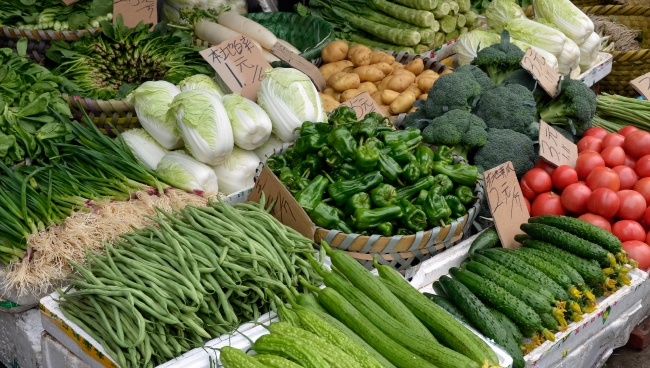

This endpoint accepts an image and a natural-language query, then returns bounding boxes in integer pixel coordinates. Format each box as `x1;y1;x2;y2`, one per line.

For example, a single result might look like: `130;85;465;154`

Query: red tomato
616;190;647;220
552;165;578;191
534;160;556;176
578;213;612;232
625;155;637;169
623;130;650;159
601;133;625;148
636;155;650;178
634;178;650;205
644;207;650;228
532;192;566;216
612;220;646;242
586;167;621;192
600;146;626;167
577;136;603;153
612;165;638;190
587;188;620;218
576;151;606;180
523;168;553;194
579;149;599;156
520;178;536;201
524;197;531;215
583;127;608;139
561;183;592;214
622;240;650;270
618;126;639;137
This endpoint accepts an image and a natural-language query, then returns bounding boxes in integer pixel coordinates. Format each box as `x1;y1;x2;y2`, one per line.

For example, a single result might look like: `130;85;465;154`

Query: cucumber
255;354;304;368
439;275;525;368
513;234;530;243
520;223;615;268
504;249;576;291
296;293;328;313
529;215;622;254
432;280;449;299
253;334;330;368
423;292;475;328
489;308;523;345
469;227;499;254
449;267;554;341
539;312;560;331
220;347;267;368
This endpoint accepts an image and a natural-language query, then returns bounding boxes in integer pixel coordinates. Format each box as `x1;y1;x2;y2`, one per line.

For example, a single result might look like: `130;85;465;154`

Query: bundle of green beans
594;94;650;133
57;194;320;368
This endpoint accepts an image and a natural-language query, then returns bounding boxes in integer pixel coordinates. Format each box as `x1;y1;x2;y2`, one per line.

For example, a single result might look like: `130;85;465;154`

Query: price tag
113;0;158;28
521;48;560;98
270;42;326;92
338;92;388;120
62;0;79;4
484;162;529;249
200;36;271;102
630;72;650;101
538;120;578;168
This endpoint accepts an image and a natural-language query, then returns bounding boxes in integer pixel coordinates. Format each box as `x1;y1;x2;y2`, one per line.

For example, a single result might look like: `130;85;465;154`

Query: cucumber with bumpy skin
432;280;449;298
469;227;499;254
505;249;580;294
489;308;523;345
424;292;475;327
528;215;622;254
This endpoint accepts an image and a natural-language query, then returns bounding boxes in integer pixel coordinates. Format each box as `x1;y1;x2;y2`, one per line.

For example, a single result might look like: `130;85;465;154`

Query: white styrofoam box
42;332;90;368
578;52;613;88
222;186;253;205
0;308;44;368
0;264;57;310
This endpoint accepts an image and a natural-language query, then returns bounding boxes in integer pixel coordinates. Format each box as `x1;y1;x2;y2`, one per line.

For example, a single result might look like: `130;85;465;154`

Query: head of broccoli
538;77;596;136
472;30;525;84
473;83;538;140
501;68;551;106
454;65;494;92
474;128;536;179
423;72;482;119
421;109;488;159
402;108;429;130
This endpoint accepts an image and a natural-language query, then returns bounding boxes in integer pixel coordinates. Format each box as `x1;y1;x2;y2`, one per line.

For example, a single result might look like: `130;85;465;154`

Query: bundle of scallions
592;94;650;133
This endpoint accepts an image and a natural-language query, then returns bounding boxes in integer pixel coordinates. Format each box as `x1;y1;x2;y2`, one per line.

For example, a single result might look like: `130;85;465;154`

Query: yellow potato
417;76;438;93
372;62;394;76
377;76;393;91
354;66;385;82
440;69;453;75
392;63;405;71
328;72;360;92
380;89;400;105
323;87;341;102
342;66;355;73
378;104;390;115
389;91;416;115
347;45;370;59
405;58;424;76
409;107;418;113
319;93;341;112
358;81;378;95
340;89;364;102
371;91;383;105
350;47;371;67
387;73;415;92
419;93;428;101
391;69;415;78
319;60;354;82
405;83;422;98
321;40;349;63
415;70;439;83
370;51;395;65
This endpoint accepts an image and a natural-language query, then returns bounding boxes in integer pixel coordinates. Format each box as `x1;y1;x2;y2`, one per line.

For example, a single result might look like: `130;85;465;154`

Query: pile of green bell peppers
267;106;479;236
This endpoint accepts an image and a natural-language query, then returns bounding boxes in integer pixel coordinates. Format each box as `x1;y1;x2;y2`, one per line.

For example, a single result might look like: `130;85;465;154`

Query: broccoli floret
538;77;596;136
421;109;488;159
403;108;429;130
455;65;494;92
501;69;550;106
473;83;538;140
424;72;482;119
474;128;536;179
472;30;524;84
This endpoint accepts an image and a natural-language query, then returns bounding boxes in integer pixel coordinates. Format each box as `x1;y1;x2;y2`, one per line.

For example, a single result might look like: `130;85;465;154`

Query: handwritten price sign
113;0;157;28
270;42;326;92
630;72;650;101
521;48;560;98
339;92;387;120
484;162;529;249
200;36;271;101
539;120;578;168
62;0;80;4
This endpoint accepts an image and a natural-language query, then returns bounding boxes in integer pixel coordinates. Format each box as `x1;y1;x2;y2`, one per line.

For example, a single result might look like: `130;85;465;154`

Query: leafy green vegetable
0;0;112;30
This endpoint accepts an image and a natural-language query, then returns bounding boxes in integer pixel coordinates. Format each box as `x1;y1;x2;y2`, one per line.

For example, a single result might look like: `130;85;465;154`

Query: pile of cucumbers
426;215;636;368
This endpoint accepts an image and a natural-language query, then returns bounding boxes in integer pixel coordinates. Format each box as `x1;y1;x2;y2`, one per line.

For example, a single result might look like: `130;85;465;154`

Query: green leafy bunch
0;0;113;30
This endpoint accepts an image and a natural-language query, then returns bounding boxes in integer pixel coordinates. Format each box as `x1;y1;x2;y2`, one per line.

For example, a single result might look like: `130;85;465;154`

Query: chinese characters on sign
521;48;560;98
484;161;529;249
113;0;158;28
539;120;578;168
62;0;80;5
630;72;650;101
339;92;388;120
200;36;271;102
270;42;326;92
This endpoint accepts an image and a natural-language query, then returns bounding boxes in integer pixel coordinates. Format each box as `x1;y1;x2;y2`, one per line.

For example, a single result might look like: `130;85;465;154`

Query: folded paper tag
339;91;388;120
538;120;578;168
113;0;158;28
630;72;650;101
270;42;326;92
521;48;560;98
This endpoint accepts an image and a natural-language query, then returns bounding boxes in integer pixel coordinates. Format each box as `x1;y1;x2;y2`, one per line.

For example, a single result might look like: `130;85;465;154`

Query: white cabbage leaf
454;30;501;66
579;32;601;70
120;128;168;171
558;38;581;76
253;134;284;161
485;0;526;33
211;147;260;195
533;0;594;45
127;81;183;150
222;93;273;150
511;39;560;71
177;74;225;98
156;151;219;196
504;18;568;57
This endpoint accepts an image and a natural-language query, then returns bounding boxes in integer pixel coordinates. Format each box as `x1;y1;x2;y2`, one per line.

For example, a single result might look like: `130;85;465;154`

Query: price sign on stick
538;120;578;168
630;72;650;101
200;36;271;102
62;0;79;4
270;42;327;92
113;0;158;28
339;92;388;120
484;162;529;249
521;48;560;98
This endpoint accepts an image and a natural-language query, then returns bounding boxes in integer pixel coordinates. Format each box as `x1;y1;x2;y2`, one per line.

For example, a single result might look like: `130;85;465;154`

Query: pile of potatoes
318;40;452;115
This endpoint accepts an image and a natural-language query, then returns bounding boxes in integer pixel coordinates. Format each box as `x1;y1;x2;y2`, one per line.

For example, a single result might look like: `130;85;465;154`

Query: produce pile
0;0;112;30
266;106;478;237
318;41;453;115
594;94;650;133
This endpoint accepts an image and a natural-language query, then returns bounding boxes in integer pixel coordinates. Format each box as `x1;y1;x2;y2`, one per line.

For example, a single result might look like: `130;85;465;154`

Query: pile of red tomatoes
520;126;650;269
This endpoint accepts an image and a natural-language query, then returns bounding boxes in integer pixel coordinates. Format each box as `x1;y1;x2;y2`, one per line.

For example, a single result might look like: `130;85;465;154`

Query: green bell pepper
299;121;332;136
339;163;358;180
399;199;427;232
413;190;428;206
328;171;383;206
266;155;286;174
402;162;420;183
295;175;329;211
433;161;479;187
445;194;467;218
294;133;329;154
396;228;413;235
294;177;310;193
284;147;299;163
415;146;434;176
377;152;403;183
279;167;296;188
423;190;452;227
381;136;422;164
325;149;343;169
356;141;380;173
311;202;353;233
328;127;358;163
454;185;476;205
329;106;357;125
366;137;385;150
381;128;421;146
433;145;454;164
377;222;393;236
370;183;398;207
432;174;454;195
353;206;402;230
295;154;321;177
344;192;371;216
396;175;436;200
351;115;379;139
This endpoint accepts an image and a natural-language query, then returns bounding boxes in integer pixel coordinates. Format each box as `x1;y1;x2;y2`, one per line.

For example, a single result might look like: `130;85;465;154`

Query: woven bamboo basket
0;39;49;64
0;27;100;41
